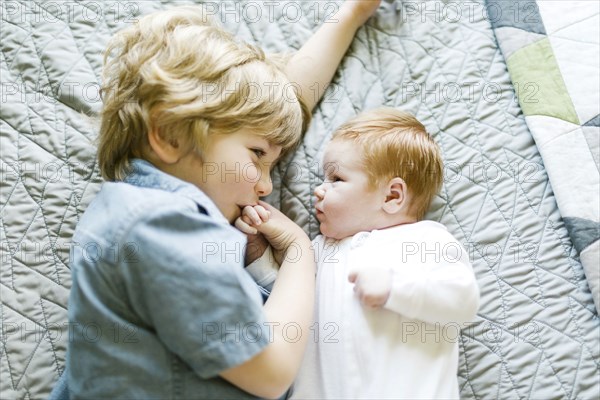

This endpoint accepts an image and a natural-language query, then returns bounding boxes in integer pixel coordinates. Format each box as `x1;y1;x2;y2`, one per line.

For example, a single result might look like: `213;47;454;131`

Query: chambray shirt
67;159;270;399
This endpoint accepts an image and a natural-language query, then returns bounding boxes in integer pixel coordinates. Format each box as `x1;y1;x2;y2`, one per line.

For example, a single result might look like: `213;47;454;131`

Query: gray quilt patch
486;0;546;34
583;114;600;127
564;217;600;253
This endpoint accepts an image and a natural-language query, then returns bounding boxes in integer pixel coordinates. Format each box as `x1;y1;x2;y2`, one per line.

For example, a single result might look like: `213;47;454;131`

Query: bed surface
1;1;598;398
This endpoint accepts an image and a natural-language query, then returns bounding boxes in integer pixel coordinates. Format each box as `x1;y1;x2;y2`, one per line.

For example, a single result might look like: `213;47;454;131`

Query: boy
239;108;481;399
66;2;382;399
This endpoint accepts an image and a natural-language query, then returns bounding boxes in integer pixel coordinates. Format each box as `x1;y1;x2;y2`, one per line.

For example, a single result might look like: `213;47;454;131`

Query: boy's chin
221;206;241;224
231;209;242;223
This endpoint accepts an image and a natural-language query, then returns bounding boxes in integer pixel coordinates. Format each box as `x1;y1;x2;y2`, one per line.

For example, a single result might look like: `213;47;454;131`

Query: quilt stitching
1;1;598;398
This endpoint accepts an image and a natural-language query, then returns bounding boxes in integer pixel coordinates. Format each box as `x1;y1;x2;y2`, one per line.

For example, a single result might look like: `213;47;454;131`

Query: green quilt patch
507;38;579;124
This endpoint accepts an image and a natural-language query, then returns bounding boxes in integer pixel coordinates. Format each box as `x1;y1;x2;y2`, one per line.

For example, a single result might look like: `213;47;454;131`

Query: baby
238;107;481;399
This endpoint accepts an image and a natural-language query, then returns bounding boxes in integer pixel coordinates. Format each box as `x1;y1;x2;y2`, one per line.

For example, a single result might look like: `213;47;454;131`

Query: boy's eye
251;148;266;158
329;175;343;183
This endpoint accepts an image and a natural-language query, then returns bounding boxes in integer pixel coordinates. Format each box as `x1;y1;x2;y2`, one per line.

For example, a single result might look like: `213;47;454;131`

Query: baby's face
314;140;387;240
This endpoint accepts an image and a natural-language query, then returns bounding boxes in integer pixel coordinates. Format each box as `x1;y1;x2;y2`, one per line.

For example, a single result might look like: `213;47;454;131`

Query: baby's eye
330;175;343;183
251;148;266;158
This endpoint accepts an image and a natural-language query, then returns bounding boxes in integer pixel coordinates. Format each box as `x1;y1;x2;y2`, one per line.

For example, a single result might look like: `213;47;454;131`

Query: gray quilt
1;1;598;399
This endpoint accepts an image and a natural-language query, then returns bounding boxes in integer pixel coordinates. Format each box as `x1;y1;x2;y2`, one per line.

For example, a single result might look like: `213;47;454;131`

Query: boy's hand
340;0;383;28
235;201;309;265
348;265;392;308
286;0;382;111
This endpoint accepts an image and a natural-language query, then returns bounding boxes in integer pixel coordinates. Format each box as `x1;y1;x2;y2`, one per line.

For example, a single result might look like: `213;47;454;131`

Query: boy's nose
256;174;273;197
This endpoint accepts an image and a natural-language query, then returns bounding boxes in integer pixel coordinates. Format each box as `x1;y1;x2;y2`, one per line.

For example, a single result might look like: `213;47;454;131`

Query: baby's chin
319;225;356;241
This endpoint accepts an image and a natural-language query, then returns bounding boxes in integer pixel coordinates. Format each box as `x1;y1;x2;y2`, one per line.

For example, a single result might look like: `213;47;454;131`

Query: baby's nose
314;185;325;199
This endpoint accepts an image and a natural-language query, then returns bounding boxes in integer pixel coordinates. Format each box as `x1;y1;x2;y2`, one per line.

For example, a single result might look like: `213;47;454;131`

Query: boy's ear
382;177;408;214
148;126;182;164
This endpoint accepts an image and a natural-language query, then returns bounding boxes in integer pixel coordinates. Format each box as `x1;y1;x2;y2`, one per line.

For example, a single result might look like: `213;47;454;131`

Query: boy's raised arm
286;0;382;112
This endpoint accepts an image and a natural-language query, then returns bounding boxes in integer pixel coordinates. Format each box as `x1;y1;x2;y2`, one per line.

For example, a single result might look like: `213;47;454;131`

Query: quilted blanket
487;0;600;314
1;1;599;399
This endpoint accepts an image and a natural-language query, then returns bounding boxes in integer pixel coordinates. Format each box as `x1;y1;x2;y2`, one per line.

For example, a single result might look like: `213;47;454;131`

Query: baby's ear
148;126;183;164
382;177;408;214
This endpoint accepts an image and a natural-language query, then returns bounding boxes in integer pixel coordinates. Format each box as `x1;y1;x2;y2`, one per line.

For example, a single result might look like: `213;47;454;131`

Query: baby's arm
349;240;480;325
286;0;382;111
222;201;315;399
383;254;480;326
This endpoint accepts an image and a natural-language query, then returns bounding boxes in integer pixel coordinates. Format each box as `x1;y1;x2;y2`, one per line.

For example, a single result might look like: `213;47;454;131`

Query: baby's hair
332;107;443;220
98;5;309;181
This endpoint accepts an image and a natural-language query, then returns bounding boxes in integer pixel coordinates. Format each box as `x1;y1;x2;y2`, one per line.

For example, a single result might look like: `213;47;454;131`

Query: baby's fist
348;266;392;308
234;205;271;235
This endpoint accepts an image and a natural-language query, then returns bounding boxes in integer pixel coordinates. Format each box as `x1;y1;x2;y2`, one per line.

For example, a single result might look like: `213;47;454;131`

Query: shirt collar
124;159;229;225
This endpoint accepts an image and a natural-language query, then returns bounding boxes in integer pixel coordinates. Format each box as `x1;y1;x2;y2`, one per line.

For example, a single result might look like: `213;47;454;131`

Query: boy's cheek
239;163;260;185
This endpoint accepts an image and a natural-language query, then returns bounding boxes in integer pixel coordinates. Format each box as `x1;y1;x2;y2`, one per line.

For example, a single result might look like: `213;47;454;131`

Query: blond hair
332;107;443;220
98;5;309;181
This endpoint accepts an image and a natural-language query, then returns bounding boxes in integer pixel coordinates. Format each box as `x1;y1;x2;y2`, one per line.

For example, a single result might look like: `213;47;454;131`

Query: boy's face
177;130;281;223
314;140;386;240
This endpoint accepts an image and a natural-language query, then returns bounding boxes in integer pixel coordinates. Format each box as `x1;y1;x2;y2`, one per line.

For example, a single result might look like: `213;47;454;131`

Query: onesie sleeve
383;235;480;325
119;205;270;379
245;245;279;291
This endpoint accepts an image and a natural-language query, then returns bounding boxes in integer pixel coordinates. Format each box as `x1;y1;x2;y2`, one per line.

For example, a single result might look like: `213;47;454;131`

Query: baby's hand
235;205;270;266
235;204;271;235
348;266;392;309
236;201;309;265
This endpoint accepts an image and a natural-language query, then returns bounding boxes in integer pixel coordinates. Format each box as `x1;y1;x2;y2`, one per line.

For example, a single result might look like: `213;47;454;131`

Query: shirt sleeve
118;205;270;379
383;236;480;325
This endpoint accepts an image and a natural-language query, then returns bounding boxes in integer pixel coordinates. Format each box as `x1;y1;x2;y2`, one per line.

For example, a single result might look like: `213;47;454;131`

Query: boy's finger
257;200;275;212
